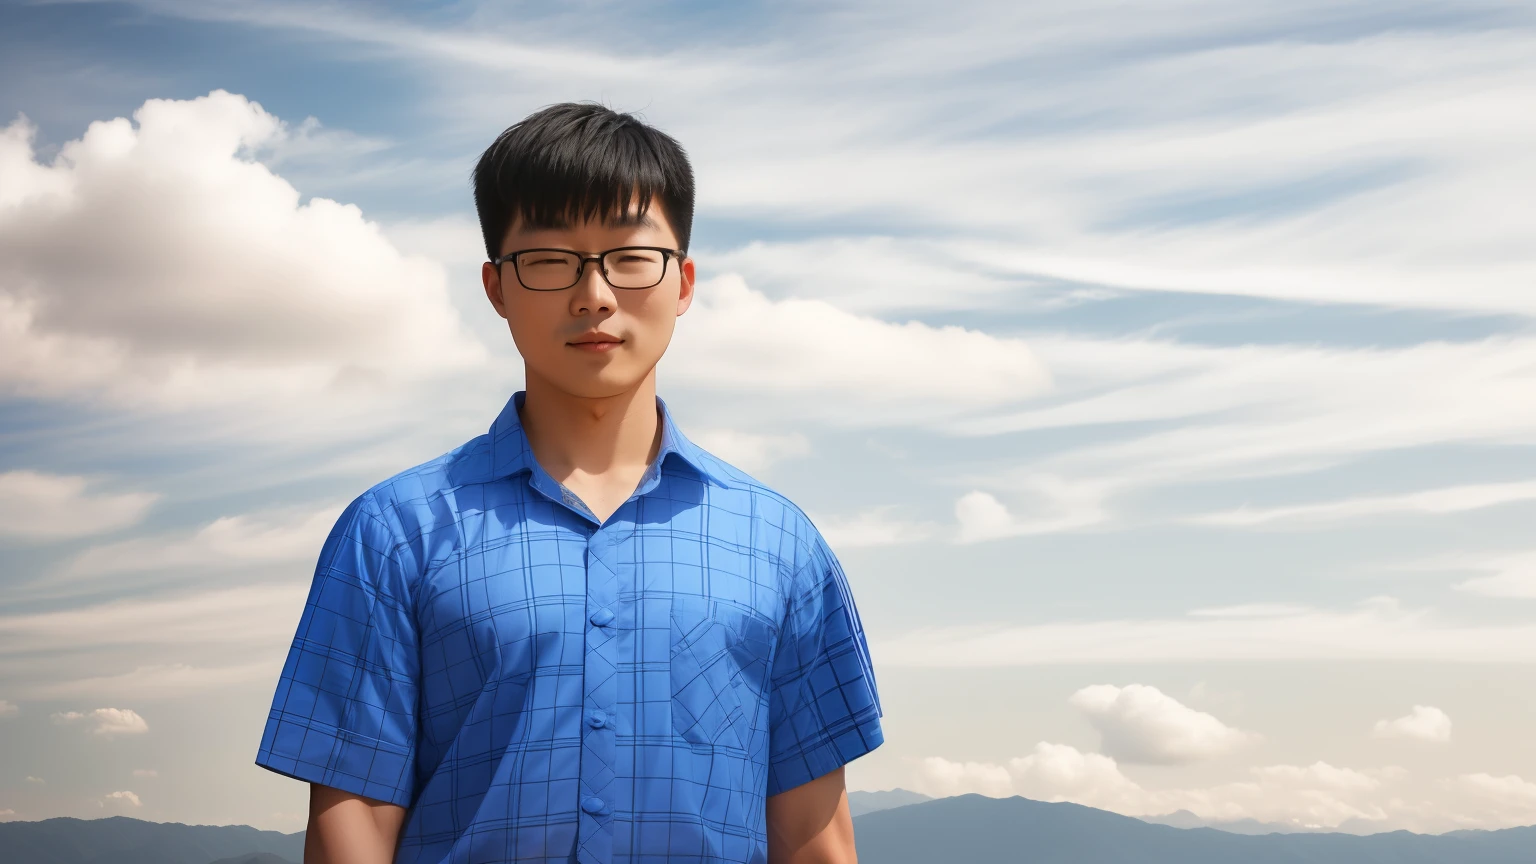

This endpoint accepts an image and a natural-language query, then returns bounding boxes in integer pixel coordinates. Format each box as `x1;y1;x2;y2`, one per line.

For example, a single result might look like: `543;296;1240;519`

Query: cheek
626;296;678;347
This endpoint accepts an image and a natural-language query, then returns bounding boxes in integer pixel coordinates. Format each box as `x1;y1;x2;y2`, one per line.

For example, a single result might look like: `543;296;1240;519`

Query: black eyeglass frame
490;245;687;291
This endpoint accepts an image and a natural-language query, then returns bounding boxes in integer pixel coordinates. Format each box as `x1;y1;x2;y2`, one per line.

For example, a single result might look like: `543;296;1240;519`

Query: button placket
577;527;621;864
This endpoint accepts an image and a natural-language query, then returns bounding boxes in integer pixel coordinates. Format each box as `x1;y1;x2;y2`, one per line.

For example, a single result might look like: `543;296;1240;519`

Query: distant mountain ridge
852;793;1536;864
0;815;302;864
3;795;1532;863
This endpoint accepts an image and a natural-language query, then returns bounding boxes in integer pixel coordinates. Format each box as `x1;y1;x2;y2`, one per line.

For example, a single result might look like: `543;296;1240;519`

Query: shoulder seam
359;488;420;612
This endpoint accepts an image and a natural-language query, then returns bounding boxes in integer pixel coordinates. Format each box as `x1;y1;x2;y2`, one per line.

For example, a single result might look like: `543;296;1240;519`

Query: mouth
568;337;624;351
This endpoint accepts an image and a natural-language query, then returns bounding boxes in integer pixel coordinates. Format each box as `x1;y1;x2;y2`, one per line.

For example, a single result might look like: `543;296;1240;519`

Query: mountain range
3;791;1531;863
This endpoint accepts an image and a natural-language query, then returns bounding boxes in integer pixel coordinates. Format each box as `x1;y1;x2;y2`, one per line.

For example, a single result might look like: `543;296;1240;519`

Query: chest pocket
670;594;777;752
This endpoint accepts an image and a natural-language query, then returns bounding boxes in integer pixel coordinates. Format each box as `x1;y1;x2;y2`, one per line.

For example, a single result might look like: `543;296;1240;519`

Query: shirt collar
488;390;731;490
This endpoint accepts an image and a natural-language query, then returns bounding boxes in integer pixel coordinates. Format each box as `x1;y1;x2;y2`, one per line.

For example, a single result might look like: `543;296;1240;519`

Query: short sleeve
254;490;420;808
766;531;885;797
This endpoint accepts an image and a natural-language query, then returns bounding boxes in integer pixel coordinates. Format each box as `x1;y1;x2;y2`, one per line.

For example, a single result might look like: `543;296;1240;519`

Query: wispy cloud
1188;480;1536;528
49;707;149;737
0;471;157;542
874;596;1536;665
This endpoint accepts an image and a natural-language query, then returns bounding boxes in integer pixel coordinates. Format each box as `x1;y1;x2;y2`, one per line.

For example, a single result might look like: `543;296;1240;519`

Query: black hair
472;102;695;260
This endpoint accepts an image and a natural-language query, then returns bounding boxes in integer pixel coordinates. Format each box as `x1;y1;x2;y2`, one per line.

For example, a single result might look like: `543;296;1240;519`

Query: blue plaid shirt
254;390;885;863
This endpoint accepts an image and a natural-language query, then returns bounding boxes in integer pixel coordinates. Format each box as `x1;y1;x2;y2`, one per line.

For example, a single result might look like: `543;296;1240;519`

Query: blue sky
2;0;1536;834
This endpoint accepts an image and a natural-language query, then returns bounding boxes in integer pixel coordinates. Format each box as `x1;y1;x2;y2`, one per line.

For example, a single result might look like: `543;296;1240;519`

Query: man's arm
305;783;408;864
766;766;859;864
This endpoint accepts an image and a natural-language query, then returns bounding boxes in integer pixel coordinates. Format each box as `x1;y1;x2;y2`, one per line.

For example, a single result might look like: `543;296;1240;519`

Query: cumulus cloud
1372;705;1452;743
101;790;141;807
48;707;148;737
0;90;485;410
1068;683;1256;764
0;699;17;717
0;470;158;542
913;744;1401;830
663;273;1051;425
1451;773;1536;828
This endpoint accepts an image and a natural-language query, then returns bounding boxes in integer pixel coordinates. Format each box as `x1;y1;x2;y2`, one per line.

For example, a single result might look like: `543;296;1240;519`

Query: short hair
472;102;695;260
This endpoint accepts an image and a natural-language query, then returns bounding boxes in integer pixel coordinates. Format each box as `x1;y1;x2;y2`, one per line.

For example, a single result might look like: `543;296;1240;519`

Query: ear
483;260;509;320
675;255;696;316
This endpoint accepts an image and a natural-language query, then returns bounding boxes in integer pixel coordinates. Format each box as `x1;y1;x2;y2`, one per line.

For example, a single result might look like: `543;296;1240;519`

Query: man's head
473;102;697;400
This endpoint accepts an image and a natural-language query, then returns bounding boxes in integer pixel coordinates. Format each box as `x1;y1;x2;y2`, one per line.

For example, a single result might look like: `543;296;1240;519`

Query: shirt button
587;709;608;728
589;608;615;626
582;795;611;815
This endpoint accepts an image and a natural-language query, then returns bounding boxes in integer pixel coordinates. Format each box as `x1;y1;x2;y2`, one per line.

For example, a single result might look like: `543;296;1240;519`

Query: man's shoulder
355;431;494;522
686;447;830;562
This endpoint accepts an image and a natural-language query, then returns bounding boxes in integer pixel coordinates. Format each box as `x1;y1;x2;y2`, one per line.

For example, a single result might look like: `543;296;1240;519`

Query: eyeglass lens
514;249;668;290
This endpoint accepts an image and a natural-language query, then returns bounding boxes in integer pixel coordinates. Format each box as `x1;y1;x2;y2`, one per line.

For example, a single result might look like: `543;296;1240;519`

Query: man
254;102;885;864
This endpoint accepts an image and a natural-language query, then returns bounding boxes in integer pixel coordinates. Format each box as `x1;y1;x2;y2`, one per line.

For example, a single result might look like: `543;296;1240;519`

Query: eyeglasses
491;246;685;291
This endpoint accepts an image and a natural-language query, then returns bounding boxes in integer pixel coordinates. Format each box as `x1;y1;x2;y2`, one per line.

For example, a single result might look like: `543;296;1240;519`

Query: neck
517;370;663;482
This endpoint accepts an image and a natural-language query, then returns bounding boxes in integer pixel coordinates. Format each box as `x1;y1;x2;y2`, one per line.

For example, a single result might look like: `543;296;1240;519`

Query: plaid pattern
254;390;885;863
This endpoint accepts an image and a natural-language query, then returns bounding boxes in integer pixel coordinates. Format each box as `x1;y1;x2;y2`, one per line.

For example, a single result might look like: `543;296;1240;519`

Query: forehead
504;200;676;245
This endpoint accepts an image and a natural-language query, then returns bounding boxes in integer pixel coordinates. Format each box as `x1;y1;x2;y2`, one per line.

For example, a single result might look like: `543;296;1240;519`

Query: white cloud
1372;705;1452;743
56;502;342;582
122;3;1536;324
49;707;149;737
102;790;142;807
0;699;17;717
663;274;1051;425
701;236;1024;314
874;596;1536;665
1451;550;1536;599
24;776;42;784
1187;603;1313;618
0;471;157;541
0;583;303;701
813;505;938;549
1189;480;1536;529
914;745;1405;830
954;476;1111;542
0;582;306;654
686;428;811;475
1006;743;1146;814
0;90;485;410
950;335;1536;530
1443;773;1536;829
25;660;282;702
1069;683;1256;764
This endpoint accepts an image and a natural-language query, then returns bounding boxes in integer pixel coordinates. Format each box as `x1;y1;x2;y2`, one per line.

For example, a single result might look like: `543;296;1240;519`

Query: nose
570;256;616;309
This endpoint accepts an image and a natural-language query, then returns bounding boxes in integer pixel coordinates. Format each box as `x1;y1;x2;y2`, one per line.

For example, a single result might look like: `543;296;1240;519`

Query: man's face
481;201;695;399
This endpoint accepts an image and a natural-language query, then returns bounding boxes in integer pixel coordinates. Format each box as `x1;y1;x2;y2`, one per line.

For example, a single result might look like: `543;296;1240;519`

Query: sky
2;0;1535;837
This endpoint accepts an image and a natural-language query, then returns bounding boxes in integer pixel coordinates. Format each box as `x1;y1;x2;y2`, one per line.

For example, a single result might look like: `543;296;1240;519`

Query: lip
568;332;624;352
568;331;623;344
569;340;622;352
